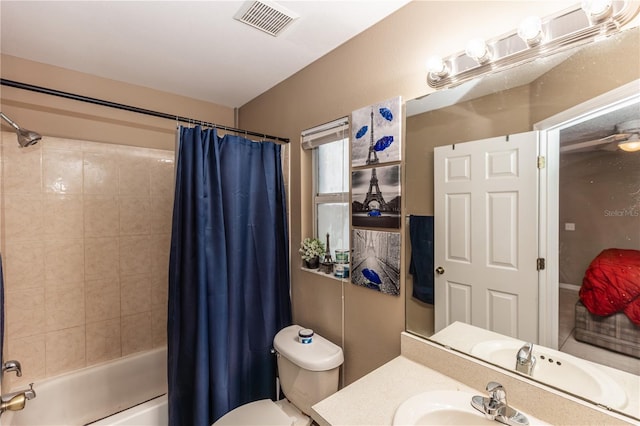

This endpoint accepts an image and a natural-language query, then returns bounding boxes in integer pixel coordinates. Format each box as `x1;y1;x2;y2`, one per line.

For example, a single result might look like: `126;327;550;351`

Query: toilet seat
212;399;294;426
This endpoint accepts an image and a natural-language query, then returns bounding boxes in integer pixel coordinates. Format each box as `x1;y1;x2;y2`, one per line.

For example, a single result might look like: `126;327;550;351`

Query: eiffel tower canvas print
351;96;402;167
352;164;401;228
351;229;401;296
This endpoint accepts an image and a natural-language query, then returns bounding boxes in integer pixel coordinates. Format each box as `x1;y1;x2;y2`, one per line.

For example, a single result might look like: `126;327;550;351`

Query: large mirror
405;25;639;420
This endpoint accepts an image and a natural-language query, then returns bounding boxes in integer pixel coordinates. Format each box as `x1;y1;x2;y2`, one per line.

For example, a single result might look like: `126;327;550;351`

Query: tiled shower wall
0;131;174;389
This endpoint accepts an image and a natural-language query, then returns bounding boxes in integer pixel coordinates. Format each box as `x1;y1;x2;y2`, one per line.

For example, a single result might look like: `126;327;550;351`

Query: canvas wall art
351;96;402;167
351;164;401;229
351;229;401;296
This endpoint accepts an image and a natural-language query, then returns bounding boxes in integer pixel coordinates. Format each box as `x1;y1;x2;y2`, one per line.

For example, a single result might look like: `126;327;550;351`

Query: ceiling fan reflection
561;119;640;153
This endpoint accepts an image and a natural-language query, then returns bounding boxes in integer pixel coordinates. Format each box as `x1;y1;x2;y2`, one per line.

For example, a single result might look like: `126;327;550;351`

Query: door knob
435;266;445;275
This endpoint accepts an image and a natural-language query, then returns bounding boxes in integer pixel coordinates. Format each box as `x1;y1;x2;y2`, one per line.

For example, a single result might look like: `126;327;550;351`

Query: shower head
0;112;42;147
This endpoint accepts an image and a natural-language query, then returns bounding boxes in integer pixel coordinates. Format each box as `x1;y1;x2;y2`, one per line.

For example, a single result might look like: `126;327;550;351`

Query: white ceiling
0;0;411;108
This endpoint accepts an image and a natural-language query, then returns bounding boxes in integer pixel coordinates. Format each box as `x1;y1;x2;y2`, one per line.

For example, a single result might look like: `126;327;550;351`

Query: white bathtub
3;347;168;426
89;394;168;426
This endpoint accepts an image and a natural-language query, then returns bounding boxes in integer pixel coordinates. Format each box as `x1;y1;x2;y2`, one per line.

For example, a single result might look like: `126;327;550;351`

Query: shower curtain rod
0;78;290;143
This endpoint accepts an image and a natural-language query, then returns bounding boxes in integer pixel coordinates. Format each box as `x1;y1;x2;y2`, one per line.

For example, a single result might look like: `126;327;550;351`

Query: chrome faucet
2;360;23;377
0;383;36;416
515;342;536;375
471;382;529;426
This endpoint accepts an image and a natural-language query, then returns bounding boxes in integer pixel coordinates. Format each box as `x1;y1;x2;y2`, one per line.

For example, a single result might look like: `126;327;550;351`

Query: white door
434;132;539;342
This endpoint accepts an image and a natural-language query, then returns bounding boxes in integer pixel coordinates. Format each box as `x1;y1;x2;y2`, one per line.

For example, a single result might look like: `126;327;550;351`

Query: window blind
301;117;349;150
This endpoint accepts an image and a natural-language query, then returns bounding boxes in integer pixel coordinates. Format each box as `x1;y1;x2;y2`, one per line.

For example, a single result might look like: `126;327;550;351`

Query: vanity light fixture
426;1;640;89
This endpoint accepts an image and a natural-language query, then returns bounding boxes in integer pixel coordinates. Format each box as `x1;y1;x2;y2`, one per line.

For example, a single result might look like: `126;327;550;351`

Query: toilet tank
273;325;344;415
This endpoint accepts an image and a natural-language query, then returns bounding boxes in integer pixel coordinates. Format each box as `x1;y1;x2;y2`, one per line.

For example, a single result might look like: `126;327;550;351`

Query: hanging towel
409;215;434;304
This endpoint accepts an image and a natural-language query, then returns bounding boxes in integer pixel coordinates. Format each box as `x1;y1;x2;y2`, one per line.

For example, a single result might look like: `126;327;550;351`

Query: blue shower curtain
167;127;292;426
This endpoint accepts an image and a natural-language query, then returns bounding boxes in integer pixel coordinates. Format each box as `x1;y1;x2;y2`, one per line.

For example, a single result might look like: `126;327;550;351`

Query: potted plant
299;237;325;269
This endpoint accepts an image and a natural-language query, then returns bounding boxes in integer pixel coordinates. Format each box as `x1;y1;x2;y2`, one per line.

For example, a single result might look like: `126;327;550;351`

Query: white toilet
213;324;344;426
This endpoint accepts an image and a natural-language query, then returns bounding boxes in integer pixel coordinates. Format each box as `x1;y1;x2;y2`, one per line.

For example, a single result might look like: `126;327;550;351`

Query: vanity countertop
311;355;479;426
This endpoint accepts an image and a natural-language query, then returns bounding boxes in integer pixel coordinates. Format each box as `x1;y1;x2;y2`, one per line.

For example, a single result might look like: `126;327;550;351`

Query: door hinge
537;156;546;169
536;258;546;270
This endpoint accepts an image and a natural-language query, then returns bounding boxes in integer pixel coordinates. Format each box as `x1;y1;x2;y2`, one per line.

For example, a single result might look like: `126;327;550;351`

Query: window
302;118;350;257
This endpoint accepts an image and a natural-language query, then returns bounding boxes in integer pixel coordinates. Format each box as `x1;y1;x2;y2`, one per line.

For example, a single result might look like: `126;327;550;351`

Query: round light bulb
465;38;491;63
426;56;447;76
618;141;640;152
619;134;640;152
581;0;613;22
518;16;544;45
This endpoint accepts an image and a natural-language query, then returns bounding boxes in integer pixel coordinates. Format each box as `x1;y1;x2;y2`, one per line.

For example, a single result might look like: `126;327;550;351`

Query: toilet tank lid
274;325;344;371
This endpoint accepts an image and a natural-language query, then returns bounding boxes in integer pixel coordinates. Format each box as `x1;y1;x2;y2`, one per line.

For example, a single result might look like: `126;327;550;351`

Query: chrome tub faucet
516;342;536;375
2;360;22;377
471;381;529;426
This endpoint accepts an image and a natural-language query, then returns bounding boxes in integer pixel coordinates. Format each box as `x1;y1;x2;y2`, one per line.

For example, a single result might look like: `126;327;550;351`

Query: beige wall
1;54;235;151
559;150;640;285
529;27;640;124
238;1;578;385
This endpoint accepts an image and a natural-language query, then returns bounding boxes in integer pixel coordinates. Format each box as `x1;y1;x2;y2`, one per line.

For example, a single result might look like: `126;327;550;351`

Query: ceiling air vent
235;1;298;37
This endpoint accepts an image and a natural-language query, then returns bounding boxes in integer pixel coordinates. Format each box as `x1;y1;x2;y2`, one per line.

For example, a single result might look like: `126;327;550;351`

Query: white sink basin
392;390;497;425
470;340;628;409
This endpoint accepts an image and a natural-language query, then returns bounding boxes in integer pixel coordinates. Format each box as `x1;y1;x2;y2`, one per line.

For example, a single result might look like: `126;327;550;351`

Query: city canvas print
351;96;402;167
351;229;401;296
351;164;401;229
